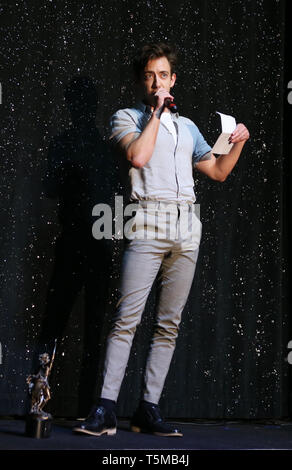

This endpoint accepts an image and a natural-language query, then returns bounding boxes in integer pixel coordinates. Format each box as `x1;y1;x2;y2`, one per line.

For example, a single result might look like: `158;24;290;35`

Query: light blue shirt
110;102;211;204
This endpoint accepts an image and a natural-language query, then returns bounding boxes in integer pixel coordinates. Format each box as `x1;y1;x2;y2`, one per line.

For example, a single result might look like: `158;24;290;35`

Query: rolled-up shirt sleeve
109;109;141;147
183;118;212;165
192;126;212;165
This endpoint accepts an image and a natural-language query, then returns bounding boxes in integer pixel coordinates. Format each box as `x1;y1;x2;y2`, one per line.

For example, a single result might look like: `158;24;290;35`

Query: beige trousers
101;201;201;404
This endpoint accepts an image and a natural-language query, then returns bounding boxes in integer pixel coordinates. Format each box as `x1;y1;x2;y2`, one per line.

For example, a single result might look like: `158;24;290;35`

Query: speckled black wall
0;0;289;419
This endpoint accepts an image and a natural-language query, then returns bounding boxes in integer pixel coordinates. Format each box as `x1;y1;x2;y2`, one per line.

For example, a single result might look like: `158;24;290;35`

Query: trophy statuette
25;339;57;438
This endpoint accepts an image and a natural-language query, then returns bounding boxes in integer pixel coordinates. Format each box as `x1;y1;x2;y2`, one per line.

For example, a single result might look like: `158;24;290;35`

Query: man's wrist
152;108;163;120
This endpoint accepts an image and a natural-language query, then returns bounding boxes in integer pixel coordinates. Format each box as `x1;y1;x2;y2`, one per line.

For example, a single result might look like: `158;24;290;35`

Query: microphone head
164;98;178;113
168;102;178;113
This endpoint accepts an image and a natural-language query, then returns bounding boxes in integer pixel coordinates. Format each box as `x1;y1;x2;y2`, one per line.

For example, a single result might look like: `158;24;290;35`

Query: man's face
138;56;176;106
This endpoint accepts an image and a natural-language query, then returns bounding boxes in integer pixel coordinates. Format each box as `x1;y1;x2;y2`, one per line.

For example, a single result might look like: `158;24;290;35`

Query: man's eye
161;73;168;78
144;74;152;80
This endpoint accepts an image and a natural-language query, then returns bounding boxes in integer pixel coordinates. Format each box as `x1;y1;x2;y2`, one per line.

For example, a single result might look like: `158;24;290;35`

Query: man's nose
152;73;161;89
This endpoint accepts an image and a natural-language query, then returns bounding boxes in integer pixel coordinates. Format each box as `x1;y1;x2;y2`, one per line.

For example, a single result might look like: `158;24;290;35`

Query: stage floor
0;417;292;450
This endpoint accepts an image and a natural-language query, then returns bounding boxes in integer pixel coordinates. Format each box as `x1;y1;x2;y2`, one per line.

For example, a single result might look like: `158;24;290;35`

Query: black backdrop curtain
0;0;290;419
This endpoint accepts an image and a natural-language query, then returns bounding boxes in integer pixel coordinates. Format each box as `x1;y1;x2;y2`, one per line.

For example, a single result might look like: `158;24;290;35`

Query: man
73;43;249;437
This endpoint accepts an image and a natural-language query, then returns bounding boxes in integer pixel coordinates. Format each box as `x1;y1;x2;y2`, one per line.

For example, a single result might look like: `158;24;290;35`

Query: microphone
164;98;178;113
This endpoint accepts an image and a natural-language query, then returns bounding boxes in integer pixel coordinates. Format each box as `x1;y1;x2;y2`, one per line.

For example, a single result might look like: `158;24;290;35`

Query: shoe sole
131;425;183;437
73;427;117;437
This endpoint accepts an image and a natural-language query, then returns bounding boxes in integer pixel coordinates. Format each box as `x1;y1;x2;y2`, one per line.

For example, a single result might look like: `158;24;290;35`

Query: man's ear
170;73;176;88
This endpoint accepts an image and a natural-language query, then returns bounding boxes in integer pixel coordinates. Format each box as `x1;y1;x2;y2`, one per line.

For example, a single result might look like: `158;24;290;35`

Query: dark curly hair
133;43;178;81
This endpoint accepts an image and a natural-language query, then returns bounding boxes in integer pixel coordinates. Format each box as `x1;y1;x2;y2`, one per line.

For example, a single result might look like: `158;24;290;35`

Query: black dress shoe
130;403;183;437
73;405;117;436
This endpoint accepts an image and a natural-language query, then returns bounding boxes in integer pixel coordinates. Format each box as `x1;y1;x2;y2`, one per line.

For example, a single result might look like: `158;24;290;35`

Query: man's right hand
153;87;174;115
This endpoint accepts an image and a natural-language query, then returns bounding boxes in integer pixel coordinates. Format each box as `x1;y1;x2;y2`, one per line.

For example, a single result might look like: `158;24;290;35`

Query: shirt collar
135;101;152;115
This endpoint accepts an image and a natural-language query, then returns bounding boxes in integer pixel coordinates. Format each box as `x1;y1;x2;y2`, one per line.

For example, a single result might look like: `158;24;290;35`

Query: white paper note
216;111;237;133
212;111;237;155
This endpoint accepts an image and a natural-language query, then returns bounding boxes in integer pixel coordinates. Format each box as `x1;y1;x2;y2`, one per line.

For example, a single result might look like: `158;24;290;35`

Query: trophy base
25;413;53;439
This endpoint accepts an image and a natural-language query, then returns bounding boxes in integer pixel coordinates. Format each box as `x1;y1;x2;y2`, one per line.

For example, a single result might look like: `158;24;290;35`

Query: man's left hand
229;124;250;144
